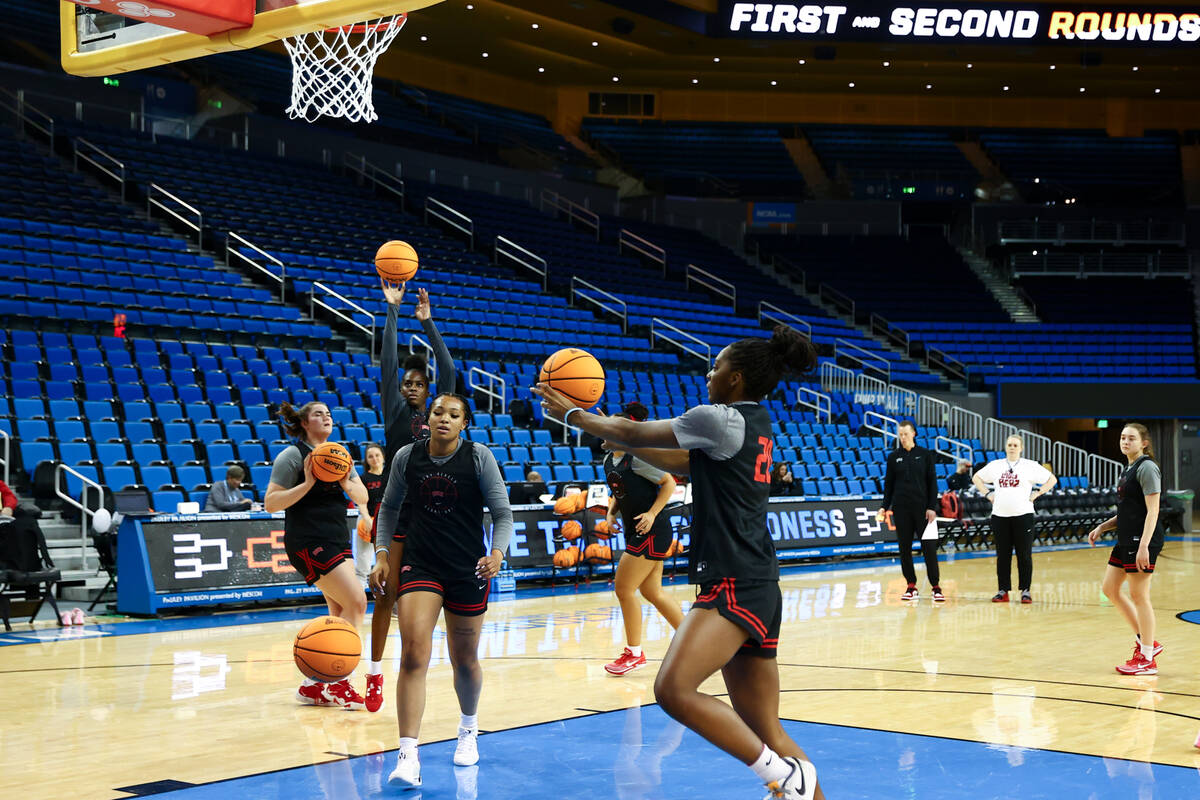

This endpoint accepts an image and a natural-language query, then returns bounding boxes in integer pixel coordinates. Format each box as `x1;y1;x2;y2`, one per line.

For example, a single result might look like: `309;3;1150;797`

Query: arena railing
834;338;890;384
0;430;9;486
948;405;983;444
148;183;202;246
820;284;856;320
1053;441;1087;482
310;282;375;360
650;318;710;368
55;464;103;566
934;434;973;465
686;264;736;309
998;218;1185;247
344;152;405;212
73;137;126;200
1087;453;1124;489
926;348;968;383
468;367;507;414
619;229;668;280
869;313;911;356
425;197;474;249
496;236;548;292
797;386;832;423
570;276;627;333
0;89;54;144
863;410;898;445
226;232;286;302
408;334;437;382
758;301;812;340
540;189;599;242
918;394;950;430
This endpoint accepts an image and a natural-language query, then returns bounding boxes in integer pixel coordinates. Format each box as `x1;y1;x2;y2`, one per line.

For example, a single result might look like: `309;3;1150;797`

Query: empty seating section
582;120;806;197
1014;276;1194;324
804;126;978;199
899;323;1195;385
752;231;1009;323
979;129;1182;203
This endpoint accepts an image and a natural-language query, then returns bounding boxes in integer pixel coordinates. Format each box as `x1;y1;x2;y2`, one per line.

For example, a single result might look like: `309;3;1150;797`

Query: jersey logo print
606;471;627;498
418;472;459;515
998;472;1021;488
753;437;773;484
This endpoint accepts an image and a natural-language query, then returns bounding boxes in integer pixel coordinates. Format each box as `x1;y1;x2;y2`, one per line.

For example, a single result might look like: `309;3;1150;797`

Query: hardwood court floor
3;539;1199;799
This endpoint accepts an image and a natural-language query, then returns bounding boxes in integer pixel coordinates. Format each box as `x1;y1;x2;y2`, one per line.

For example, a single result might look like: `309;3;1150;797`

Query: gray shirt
1137;459;1162;495
204;479;251;512
269;443;309;489
376;439;513;555
670;402;753;461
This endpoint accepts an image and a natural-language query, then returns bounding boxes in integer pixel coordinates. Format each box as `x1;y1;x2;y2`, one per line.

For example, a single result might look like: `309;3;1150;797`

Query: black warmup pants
893;503;939;586
991;513;1034;591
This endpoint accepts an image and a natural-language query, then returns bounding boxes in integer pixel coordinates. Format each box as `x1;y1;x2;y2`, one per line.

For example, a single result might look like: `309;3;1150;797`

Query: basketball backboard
60;0;443;77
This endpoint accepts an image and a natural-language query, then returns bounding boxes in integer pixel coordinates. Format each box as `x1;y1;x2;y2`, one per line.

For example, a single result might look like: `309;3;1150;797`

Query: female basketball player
601;401;684;676
535;326;825;800
354;443;387;584
1087;423;1165;675
264;400;370;709
373;393;513;789
364;280;458;713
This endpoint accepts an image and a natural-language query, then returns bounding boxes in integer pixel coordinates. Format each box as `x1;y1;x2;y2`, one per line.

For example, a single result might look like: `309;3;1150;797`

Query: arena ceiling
383;0;1199;102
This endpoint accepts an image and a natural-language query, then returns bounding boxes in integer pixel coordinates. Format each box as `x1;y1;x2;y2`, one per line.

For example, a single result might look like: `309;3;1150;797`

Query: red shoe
900;585;918;601
991;591;1009;603
296;681;334;706
1020;591;1032;604
604;648;647;676
365;672;384;713
931;587;945;603
1116;652;1158;676
324;678;366;709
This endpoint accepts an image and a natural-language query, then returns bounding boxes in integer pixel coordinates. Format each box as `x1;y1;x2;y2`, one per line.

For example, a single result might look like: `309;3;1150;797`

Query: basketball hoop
283;13;407;124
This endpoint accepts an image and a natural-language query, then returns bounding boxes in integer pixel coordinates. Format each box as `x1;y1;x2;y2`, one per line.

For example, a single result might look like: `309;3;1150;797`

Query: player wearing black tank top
363;280;457;713
1088;423;1166;676
354;443;387;584
600;401;684;677
264;400;369;710
373;393;513;790
535;327;825;800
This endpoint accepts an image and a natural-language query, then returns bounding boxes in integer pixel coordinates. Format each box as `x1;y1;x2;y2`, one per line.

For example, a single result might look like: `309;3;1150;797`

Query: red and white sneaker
365;673;384;713
991;591;1009;603
604;648;647;676
931;587;945;603
900;585;918;601
296;681;335;706
324;678;366;709
1115;652;1158;676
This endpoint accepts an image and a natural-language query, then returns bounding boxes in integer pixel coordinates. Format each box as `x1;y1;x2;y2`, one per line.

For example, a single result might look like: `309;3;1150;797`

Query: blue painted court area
147;704;1196;800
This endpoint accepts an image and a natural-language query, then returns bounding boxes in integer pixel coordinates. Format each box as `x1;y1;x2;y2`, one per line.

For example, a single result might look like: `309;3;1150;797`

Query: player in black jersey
364;280;457;712
264;400;370;710
601;401;684;676
535;327;825;800
354;443;387;583
1088;423;1165;676
373;393;513;790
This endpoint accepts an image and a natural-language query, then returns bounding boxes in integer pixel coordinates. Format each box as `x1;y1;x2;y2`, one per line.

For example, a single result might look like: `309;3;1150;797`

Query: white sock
628;645;643;657
369;660;382;675
398;737;418;756
460;714;478;731
1140;642;1154;659
749;744;791;785
302;677;322;686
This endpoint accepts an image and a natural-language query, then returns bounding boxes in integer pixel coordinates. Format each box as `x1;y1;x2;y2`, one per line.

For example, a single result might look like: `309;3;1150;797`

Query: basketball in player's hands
375;240;418;284
538;348;605;409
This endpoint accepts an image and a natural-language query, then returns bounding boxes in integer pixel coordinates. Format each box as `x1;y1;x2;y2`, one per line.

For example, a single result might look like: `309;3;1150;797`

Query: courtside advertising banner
714;1;1200;45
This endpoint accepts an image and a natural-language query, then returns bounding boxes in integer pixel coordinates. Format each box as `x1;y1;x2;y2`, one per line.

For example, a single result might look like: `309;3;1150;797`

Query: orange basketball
561;520;582;541
293;616;361;682
539;348;605;409
311;442;351;483
375;240;419;284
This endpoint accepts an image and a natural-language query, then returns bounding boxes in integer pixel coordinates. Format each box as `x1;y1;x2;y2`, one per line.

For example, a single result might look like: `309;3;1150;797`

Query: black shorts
398;563;490;617
623;520;674;561
286;540;352;586
1108;543;1163;574
692;578;781;658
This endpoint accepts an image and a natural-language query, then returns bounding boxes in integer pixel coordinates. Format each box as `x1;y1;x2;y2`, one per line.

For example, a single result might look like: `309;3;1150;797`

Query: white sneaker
453;726;479;766
763;756;817;800
388;749;422;789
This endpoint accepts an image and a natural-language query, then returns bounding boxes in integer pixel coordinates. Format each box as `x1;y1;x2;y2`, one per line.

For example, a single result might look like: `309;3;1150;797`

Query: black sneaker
991;591;1009;603
931;587;946;602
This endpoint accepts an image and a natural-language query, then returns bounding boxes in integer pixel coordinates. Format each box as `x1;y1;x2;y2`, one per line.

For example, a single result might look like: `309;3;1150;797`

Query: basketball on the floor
375;240;419;283
294;616;361;682
539;348;605;409
310;442;352;483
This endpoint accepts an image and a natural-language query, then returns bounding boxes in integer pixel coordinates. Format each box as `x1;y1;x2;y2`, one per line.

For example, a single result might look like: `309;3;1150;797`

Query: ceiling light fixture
967;63;973;68
1079;87;1085;92
770;80;777;86
713;57;721;63
481;52;488;58
925;83;932;89
531;23;538;29
1003;85;1010;91
1049;65;1056;70
1155;88;1161;94
798;59;806;65
419;35;427;41
883;61;890;66
538;67;545;73
848;82;855;87
591;41;598;47
691;78;698;84
612;76;619;82
1132;66;1139;71
466;3;473;8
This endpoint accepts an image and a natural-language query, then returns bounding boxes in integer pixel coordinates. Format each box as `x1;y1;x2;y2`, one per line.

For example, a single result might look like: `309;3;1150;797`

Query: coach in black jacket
880;421;944;601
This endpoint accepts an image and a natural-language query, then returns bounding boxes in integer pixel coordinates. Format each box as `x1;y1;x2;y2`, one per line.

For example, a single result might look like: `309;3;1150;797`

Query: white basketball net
283;14;407;124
